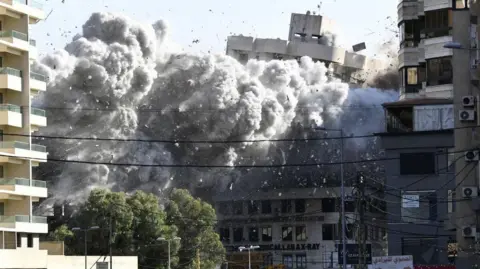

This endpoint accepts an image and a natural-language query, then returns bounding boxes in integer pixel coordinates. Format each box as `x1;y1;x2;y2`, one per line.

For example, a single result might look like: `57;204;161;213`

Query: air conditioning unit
463;96;476;107
459;110;476;121
463;226;477;237
465;151;479;162
463;186;479;198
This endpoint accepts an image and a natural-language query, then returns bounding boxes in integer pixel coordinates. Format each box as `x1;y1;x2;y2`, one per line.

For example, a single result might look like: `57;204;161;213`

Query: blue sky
32;0;398;57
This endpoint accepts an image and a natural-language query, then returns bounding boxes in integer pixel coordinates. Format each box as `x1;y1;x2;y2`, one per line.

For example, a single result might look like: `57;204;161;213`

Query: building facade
226;12;383;85
214;187;386;269
0;0;50;268
376;98;455;265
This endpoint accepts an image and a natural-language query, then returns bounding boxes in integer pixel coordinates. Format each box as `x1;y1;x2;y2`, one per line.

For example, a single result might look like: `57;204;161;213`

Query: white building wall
47;256;138;269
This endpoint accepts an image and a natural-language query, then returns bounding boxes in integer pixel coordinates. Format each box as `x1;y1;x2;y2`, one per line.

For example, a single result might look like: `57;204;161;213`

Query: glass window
295;199;306;213
262;227;272;242
27;234;33;248
282;226;293;241
345;201;355;212
427;57;453;86
407;67;418;85
322;224;336;240
219;228;230;243
249;227;258;242
296;254;307;269
261;200;272;214
233;201;243;215
296;226;307;241
400;152;436;175
283;255;293;269
218;202;230;215
454;0;469;9
233;227;243;242
401;191;437;223
247;201;258;214
322;198;336;212
281;200;292;213
425;10;452;38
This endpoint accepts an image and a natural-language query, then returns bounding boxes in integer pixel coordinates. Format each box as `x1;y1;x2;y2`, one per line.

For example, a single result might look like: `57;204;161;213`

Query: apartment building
226;12;383;85
214;183;387;269
0;0;50;268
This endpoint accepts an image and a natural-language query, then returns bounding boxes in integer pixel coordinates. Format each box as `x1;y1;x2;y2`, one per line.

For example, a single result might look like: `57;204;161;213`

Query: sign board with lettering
337;244;372;265
367;255;413;269
402;195;419;208
227;243;321;252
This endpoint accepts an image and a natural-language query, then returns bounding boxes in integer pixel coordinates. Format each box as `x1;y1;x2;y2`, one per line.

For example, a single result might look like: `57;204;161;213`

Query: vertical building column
453;6;480;268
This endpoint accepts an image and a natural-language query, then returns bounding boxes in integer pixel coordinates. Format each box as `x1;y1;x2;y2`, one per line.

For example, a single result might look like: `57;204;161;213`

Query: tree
49;224;73;241
165;189;225;269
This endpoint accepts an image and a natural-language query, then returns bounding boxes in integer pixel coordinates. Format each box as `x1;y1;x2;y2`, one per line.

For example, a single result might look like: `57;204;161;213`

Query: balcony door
0;202;4;216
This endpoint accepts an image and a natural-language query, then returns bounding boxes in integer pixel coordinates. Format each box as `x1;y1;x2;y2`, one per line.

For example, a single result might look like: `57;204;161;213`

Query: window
345;201;355;212
281;200;292;213
296;226;307;241
218;202;230;215
399;20;422;48
400;152;436;175
401;191;437;223
282;226;293;241
295;199;306;213
295;33;306;42
0;202;4;215
219;228;230;243
27;234;33;248
427;57;452;86
407;67;418;85
322;198;337;212
425;9;452;38
249;227;258;242
247;201;258;214
238;52;248;63
282;255;293;269
0;165;4;178
400;66;426;94
233;227;243;242
262;227;272;242
322;224;336;240
448;190;456;213
296;254;307;269
454;0;469;9
402;237;438;264
16;233;21;248
233;201;243;215
261;200;272;214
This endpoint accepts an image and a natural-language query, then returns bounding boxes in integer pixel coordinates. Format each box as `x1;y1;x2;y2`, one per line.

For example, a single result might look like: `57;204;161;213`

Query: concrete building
397;0;455;100
214;186;387;269
376;98;455;265
226;12;384;85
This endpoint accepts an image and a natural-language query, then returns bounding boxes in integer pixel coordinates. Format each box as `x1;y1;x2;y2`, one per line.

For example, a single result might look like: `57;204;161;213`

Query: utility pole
109;214;113;269
449;3;480;268
355;173;366;269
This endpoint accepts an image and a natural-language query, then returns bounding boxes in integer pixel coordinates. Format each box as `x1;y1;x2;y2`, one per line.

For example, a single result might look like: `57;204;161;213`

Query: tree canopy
53;188;224;269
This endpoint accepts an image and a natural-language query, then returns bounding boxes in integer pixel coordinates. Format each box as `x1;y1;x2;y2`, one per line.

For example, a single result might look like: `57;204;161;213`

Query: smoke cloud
32;12;398;206
366;40;399;90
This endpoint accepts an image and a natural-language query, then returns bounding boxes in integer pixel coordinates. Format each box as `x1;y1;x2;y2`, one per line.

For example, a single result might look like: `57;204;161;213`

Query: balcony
398;47;420;68
0;177;47;197
424;0;450;11
0;30;29;53
29;38;37;59
0;67;22;92
0;104;21;128
0;214;48;233
397;0;420;23
30;107;46;128
0;141;47;162
30;71;46;92
424;34;452;59
0;0;45;22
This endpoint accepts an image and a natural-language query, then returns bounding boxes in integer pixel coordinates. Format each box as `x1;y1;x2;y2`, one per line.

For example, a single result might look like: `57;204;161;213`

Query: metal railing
31;108;45;116
30;71;47;82
13;0;43;9
15;215;29;222
0;215;46;223
0;104;21;113
0;67;22;77
32;180;46;188
0;177;30;186
0;30;28;41
32;216;47;223
0;215;15;223
29;39;36;46
31;144;46;152
0;141;46;152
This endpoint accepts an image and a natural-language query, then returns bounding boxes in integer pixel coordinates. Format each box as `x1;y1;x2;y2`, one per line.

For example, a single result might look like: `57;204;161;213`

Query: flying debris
31;12;398;207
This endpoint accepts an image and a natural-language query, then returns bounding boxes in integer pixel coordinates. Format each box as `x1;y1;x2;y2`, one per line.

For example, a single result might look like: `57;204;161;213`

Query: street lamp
72;226;100;269
239;245;260;269
313;126;347;268
157;236;181;269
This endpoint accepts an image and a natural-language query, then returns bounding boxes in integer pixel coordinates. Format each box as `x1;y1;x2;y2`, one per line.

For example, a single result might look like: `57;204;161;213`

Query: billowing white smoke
32;12;398;205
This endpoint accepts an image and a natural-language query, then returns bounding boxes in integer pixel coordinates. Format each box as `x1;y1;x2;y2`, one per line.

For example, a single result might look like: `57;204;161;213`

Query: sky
31;0;399;57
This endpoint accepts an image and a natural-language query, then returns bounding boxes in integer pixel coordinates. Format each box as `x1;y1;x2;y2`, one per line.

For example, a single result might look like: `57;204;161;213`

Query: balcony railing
0;215;47;223
13;0;43;9
0;141;46;152
0;67;22;77
30;71;47;82
31;108;45;116
0;104;21;113
29;39;36;46
32;180;46;188
32;216;47;223
0;177;30;186
0;30;28;42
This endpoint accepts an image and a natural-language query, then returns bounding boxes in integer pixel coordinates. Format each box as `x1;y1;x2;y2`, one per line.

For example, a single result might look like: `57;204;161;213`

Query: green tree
165;189;225;269
49;224;74;241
